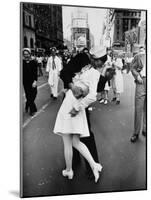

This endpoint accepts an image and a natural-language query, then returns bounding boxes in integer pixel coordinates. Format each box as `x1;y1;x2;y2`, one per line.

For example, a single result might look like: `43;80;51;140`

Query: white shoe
62;169;74;179
88;107;93;111
93;163;103;183
99;99;104;104
104;100;108;104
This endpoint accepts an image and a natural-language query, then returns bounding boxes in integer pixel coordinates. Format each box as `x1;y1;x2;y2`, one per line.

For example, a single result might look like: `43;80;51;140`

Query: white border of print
0;0;150;200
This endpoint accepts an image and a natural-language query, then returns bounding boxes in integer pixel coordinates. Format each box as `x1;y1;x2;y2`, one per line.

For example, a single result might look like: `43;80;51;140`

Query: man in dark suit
60;47;107;179
23;48;38;116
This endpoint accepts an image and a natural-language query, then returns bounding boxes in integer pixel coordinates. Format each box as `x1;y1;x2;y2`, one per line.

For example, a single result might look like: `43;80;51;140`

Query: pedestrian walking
55;51;107;182
46;47;62;99
42;55;48;69
23;48;38;116
130;45;146;143
98;48;113;104
62;49;71;69
36;55;43;76
125;54;133;74
111;52;124;104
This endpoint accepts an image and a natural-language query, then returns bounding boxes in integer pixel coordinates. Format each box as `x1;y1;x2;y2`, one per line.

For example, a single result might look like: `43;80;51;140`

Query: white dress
104;55;112;91
46;56;62;97
53;67;100;137
112;58;124;93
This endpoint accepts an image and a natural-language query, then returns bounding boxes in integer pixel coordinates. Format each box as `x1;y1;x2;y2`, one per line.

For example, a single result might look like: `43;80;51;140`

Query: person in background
111;52;124;105
71;48;77;59
46;47;62;100
125;54;133;74
42;54;48;69
31;52;36;60
23;48;38;116
36;54;43;76
130;45;146;143
98;48;113;104
82;47;89;55
62;49;70;69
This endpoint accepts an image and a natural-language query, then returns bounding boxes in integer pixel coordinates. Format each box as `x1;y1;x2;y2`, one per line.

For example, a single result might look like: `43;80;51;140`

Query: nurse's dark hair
67;52;91;73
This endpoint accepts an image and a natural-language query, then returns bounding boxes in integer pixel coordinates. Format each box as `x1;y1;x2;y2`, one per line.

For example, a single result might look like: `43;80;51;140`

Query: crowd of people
22;42;146;182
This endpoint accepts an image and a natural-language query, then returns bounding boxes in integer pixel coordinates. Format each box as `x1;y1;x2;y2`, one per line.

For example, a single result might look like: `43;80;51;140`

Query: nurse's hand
70;83;82;98
32;81;37;88
137;75;143;84
69;108;79;117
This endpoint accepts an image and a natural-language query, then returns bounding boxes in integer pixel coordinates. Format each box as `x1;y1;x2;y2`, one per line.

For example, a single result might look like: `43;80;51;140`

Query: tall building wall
22;3;36;49
109;9;141;48
22;3;63;51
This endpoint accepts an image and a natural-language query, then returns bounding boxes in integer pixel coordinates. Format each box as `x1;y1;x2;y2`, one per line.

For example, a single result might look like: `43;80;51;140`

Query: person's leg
81;108;99;163
24;86;30;113
99;91;105;103
48;84;53;98
81;108;99;178
72;135;102;182
38;64;40;76
40;63;43;76
142;96;146;136
32;87;37;112
29;87;37;115
131;83;145;142
62;134;73;171
116;93;120;104
142;78;146;136
104;90;109;104
112;89;116;101
111;76;116;101
25;101;29;113
104;90;108;100
134;85;145;135
53;74;59;98
97;92;101;101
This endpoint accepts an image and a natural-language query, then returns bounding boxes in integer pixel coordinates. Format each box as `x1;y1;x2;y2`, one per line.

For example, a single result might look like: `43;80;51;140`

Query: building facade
22;3;63;53
33;4;63;51
125;10;146;54
22;4;36;49
106;9;141;50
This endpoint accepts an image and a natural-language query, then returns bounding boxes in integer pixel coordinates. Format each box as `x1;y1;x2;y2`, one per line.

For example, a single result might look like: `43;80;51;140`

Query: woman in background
111;52;124;104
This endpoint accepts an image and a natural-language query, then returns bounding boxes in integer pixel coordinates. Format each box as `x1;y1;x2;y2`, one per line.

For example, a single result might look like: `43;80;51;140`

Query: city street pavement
21;73;146;198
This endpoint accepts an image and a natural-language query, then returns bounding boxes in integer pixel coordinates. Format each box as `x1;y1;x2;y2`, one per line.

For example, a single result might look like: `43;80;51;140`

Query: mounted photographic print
20;1;147;198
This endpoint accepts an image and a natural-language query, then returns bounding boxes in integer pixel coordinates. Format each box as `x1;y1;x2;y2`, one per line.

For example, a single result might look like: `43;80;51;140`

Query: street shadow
9;190;19;197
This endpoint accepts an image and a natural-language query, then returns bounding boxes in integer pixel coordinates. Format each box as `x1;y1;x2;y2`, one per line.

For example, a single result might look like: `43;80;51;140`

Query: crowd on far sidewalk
22;45;135;116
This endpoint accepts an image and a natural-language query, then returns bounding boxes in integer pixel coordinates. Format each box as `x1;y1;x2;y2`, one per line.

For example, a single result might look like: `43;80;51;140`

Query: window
23;12;25;25
29;15;32;27
25;15;29;26
117;29;119;40
30;38;34;48
24;36;28;47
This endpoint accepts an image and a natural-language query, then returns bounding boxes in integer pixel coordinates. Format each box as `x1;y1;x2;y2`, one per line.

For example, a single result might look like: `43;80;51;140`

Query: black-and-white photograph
20;2;147;198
